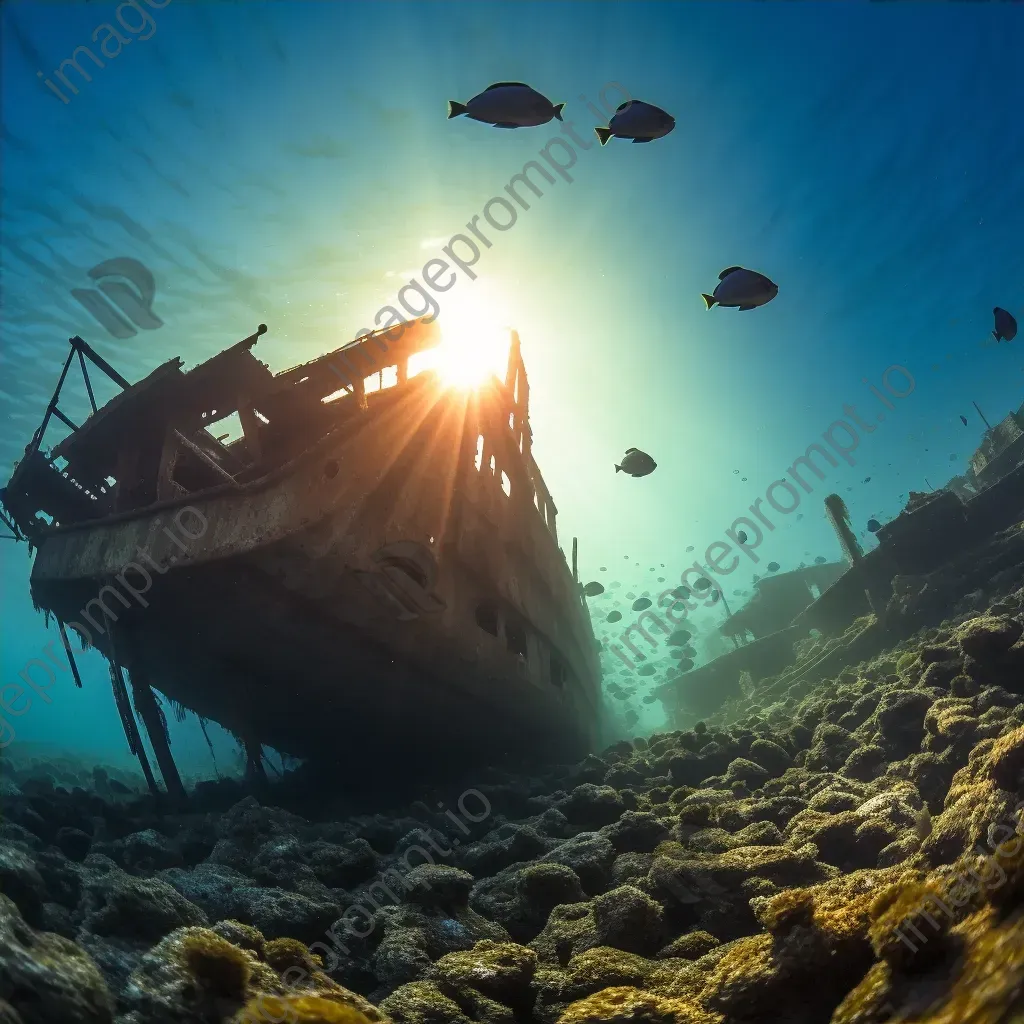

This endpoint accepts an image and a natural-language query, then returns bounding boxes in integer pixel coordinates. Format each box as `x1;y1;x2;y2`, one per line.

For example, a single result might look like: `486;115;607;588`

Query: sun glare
426;285;513;389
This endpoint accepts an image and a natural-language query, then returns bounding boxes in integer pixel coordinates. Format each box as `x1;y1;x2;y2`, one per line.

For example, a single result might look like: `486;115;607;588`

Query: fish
624;710;639;726
632;597;652;611
642;694;657;704
594;99;675;145
667;629;691;646
693;578;712;591
614;691;630;700
583;581;605;597
671;587;691;602
448;83;564;128
686;545;695;553
737;531;748;544
766;561;780;572
638;664;656;676
702;267;778;311
814;556;826;564
616;448;657;477
863;477;871;483
607;611;622;623
599;566;607;571
676;658;695;672
993;307;1018;343
867;518;882;533
960;415;968;426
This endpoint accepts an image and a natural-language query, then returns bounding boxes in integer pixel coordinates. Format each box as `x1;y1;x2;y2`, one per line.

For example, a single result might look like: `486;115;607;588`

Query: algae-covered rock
429;939;536;1006
955;615;1024;660
78;867;208;943
378;980;473;1024
556;985;718;1024
590;885;665;956
0;893;112;1024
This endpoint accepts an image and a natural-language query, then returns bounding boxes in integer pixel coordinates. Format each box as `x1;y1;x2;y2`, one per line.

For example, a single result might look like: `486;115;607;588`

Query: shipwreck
1;320;603;797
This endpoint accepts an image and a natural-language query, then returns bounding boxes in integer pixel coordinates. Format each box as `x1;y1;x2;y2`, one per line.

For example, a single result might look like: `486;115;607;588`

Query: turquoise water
1;0;1022;768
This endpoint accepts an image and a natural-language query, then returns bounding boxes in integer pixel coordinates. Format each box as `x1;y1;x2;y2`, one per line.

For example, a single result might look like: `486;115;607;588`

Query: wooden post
104;612;160;798
57;620;84;688
237;404;263;462
245;738;267;784
131;672;187;804
156;429;180;502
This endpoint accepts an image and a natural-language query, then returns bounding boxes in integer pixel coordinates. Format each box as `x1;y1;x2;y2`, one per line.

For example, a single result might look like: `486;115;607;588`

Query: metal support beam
130;673;187;804
57;620;84;688
103;609;159;796
30;345;77;461
72;336;131;389
173;430;239;486
51;408;80;432
245;738;268;785
76;345;98;413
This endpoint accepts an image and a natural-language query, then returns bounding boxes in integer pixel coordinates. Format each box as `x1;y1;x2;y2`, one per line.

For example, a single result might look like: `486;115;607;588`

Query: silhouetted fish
686;545;695;553
737;531;748;544
632;597;652;611
643;694;657;704
607;611;622;623
616;448;657;477
993;307;1017;343
595;100;675;145
814;556;826;564
668;629;691;646
677;658;694;672
702;267;778;311
767;562;780;572
867;519;882;533
583;581;605;597
448;84;564;128
960;415;968;426
638;664;656;676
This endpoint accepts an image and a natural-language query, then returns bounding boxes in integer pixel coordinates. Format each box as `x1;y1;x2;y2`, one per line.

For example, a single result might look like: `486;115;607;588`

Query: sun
417;284;512;389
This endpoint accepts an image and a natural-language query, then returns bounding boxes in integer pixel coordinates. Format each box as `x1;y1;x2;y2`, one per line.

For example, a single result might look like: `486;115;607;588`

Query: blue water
1;0;1022;767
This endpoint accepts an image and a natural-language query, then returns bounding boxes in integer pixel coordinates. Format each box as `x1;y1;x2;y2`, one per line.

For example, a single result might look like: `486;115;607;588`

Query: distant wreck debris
658;457;1024;725
2;321;602;795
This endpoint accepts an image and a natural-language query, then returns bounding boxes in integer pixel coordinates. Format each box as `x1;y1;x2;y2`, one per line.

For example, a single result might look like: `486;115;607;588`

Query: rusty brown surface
14;319;602;767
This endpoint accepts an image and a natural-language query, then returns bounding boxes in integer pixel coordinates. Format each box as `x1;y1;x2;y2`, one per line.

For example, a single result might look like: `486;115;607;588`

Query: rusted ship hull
10;321;602;782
